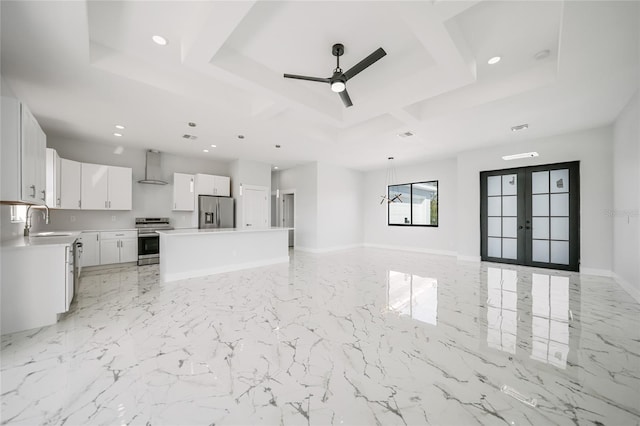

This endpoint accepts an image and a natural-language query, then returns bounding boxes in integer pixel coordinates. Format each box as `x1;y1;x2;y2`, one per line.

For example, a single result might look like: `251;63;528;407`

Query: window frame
387;180;439;227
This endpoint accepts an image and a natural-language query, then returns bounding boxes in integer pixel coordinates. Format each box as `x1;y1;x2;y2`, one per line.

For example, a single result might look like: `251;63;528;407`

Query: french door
480;162;580;271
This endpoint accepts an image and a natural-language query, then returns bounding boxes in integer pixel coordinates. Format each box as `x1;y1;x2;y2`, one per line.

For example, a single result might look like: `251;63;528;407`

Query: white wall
613;92;639;297
456;126;614;272
363;157;457;255
280;163;318;250
317;162;364;251
31;137;231;231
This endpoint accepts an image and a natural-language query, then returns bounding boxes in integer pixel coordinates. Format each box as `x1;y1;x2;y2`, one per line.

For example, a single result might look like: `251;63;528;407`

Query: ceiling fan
283;43;386;108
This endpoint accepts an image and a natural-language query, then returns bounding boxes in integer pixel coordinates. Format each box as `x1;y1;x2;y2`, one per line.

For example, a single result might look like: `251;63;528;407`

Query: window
388;181;438;226
10;205;28;223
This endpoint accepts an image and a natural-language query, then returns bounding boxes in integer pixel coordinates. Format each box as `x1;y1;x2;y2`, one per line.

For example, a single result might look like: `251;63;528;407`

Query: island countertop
157;227;292;236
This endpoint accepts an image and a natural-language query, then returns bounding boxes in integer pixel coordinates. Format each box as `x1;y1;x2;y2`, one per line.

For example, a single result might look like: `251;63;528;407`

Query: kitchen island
157;227;290;282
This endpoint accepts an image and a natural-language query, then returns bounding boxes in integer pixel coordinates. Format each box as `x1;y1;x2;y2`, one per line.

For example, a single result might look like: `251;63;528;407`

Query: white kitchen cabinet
213;175;230;196
173;173;195;211
99;230;137;265
1;96;47;204
107;166;132;210
46;148;61;208
195;173;230;197
60;158;81;209
81;163;132;210
79;231;100;267
1;242;73;334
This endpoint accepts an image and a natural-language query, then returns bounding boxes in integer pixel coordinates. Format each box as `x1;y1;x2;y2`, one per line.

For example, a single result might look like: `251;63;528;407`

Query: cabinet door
119;238;138;263
55;155;61;207
35;124;47;204
81;163;109;209
60;159;81;209
107;166;132;210
173;173;195;211
213;175;230;197
99;239;120;265
20;105;39;203
194;174;215;196
79;232;100;267
45;148;59;207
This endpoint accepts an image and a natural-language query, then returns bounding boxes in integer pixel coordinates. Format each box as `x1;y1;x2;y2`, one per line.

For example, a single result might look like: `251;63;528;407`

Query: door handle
519;225;524;230
525;226;531;230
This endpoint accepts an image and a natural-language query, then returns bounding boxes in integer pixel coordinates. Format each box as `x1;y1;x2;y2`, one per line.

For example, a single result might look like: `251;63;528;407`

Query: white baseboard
295;244;364;254
457;255;481;262
612;273;640;304
363;243;456;257
161;256;289;282
580;268;613;277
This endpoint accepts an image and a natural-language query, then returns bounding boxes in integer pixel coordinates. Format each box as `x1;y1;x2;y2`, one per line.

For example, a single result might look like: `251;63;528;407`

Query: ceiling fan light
331;81;346;93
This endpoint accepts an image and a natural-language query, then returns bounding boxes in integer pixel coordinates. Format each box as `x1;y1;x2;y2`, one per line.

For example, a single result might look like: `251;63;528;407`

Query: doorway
281;193;295;247
480;162;580;271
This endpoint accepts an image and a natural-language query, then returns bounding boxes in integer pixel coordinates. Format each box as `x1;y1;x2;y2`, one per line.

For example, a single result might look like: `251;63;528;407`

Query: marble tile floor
1;248;639;425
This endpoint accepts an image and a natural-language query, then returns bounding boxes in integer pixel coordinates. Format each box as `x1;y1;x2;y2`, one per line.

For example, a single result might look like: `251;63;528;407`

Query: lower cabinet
79;232;100;267
99;231;137;265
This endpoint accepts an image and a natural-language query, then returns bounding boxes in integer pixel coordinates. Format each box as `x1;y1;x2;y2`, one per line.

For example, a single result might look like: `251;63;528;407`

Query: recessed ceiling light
488;56;501;65
511;123;529;132
152;35;168;46
113;132;122;137
398;131;414;138
115;124;125;130
203;149;209;153
210;144;216;148
274;166;279;170
502;152;539;161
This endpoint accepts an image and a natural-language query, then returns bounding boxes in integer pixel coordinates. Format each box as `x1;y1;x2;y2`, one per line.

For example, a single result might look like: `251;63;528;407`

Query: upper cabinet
45;148;61;208
1;96;46;204
81;163;132;210
59;158;81;209
173;173;195;211
194;173;230;197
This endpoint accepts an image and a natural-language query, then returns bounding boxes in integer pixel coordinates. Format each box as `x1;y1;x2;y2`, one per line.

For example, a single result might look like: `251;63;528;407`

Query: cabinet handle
105;201;107;208
116;234;124;236
96;234;98;241
57;198;61;207
30;185;36;198
79;200;81;208
41;190;46;201
109;201;111;208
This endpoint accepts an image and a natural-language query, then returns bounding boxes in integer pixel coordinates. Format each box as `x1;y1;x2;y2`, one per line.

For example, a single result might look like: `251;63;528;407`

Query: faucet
24;204;50;237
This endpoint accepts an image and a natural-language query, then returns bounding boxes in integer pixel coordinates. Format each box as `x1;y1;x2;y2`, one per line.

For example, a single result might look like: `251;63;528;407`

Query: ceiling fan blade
339;89;353;108
283;73;330;83
343;47;387;81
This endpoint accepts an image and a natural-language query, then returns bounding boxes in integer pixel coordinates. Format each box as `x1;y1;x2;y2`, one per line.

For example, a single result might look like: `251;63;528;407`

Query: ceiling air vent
182;134;198;140
398;131;414;138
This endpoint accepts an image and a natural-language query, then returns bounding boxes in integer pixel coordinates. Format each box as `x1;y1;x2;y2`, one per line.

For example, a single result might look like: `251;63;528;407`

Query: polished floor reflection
1;248;639;425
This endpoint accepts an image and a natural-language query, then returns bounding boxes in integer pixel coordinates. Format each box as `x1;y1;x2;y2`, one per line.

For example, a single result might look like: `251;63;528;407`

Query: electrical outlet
70;216;76;222
111;216;116;222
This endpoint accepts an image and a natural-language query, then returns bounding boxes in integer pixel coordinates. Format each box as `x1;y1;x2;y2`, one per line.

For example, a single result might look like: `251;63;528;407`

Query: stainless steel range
135;217;173;265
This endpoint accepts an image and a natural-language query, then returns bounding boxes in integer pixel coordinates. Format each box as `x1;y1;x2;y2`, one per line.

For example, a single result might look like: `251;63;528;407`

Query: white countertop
1;232;81;249
158;227;292;236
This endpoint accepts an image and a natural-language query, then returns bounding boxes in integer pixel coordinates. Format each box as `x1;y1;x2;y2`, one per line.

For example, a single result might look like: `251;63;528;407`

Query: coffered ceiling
1;1;638;170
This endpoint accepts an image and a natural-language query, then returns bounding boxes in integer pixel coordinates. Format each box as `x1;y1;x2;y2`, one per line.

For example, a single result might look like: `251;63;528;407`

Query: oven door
138;233;160;259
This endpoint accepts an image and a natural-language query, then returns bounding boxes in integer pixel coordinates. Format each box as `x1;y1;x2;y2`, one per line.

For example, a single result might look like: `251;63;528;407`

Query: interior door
481;162;580;271
243;186;268;228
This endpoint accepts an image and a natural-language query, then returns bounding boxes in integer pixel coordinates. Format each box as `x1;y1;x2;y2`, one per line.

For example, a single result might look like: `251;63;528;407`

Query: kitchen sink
30;232;73;237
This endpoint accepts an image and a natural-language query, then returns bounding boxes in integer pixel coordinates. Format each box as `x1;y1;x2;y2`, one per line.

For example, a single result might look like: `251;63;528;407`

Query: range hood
138;150;168;185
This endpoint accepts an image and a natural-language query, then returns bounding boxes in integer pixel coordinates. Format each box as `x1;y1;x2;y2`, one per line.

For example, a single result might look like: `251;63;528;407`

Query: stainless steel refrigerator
198;195;234;229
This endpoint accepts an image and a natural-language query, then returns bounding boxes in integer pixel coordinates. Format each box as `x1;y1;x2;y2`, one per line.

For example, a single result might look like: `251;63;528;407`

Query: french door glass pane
532;171;549;194
532;240;550;262
488;217;501;237
503;239;517;259
550;217;569;240
532;194;549;216
488;197;501;216
502;196;517;216
502;174;517;195
488;176;502;196
551;241;569;264
550;169;569;193
532;217;549;239
502;217;517;238
488;237;501;257
550;193;569;216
